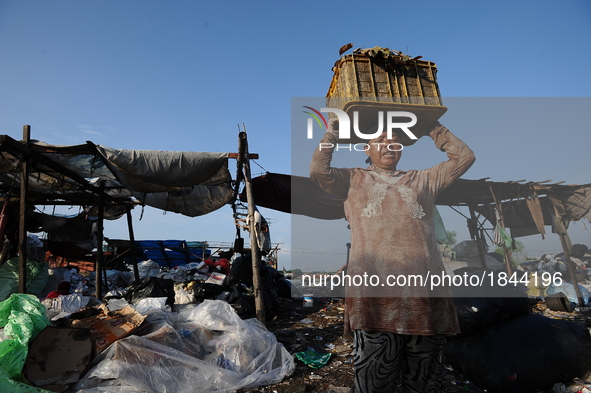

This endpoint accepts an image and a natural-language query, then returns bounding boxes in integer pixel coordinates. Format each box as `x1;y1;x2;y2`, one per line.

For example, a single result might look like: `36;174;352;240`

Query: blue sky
1;1;590;269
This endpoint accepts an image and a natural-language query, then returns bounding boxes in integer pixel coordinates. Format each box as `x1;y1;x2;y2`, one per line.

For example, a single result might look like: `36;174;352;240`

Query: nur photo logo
303;106;419;141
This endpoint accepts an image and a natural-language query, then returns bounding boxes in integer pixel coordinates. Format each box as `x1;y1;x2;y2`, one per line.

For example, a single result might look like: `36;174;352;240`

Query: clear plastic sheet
136;260;162;280
73;300;294;393
42;294;99;321
133;297;169;315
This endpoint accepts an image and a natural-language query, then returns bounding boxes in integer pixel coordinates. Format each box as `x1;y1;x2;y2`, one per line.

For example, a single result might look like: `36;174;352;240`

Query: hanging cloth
493;208;513;249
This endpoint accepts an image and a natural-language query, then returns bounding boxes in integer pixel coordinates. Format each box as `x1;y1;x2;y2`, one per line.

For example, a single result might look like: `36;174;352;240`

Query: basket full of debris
326;44;447;145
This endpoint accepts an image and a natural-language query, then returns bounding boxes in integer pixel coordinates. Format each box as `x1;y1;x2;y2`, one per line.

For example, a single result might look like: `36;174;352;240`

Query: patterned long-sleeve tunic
310;125;475;335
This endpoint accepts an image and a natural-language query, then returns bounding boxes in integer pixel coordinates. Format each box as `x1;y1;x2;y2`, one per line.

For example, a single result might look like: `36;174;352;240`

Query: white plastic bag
73;300;294;392
136;260;161;279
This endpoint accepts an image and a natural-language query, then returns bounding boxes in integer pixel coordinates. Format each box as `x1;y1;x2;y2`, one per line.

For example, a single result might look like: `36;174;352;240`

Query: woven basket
326;48;446;145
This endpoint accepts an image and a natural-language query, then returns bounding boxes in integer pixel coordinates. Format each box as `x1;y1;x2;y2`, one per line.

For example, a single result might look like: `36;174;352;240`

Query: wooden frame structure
0;126;268;322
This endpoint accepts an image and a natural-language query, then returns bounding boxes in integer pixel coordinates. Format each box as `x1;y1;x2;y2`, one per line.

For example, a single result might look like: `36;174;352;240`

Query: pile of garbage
0;251;299;392
441;243;591;393
42;252;296;320
446;279;591;393
517;244;591;304
0;292;294;392
520;249;590;278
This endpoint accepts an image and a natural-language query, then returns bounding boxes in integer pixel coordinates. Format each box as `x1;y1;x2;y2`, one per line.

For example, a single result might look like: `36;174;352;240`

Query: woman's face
365;132;403;171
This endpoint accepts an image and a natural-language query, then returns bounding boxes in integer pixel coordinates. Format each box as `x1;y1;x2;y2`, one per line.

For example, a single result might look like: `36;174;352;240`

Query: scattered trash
73;300;294;392
3;238;586;393
546;292;574;312
0;258;49;302
451;284;530;338
136;259;162;280
446;314;591;393
125;276;175;307
24;327;93;391
133;296;169;315
174;283;194;304
106;297;130;312
0;294;50;388
69;303;146;353
294;348;331;369
547;282;591;306
41;293;94;320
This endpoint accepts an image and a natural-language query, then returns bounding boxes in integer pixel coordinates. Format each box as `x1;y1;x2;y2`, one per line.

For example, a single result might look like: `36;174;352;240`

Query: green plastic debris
0;294;50;383
294;349;331;369
0;367;53;393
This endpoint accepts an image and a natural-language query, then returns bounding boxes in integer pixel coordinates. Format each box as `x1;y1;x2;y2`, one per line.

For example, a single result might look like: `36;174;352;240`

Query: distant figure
46;281;71;298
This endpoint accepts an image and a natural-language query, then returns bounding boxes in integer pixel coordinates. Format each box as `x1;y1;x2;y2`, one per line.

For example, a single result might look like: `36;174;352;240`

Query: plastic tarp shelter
0;135;234;218
134;240;211;267
245;172;591;238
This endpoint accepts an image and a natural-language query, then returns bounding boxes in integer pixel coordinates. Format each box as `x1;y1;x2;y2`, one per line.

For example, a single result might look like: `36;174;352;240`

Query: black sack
446;313;591;393
125;276;175;306
452;296;531;338
451;272;531;338
193;282;226;301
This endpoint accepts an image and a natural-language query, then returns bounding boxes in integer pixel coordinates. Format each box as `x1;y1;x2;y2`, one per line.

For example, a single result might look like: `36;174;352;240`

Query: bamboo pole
468;206;488;269
18;125;30;293
489;186;513;275
238;128;266;325
95;181;105;300
126;207;140;282
551;210;584;306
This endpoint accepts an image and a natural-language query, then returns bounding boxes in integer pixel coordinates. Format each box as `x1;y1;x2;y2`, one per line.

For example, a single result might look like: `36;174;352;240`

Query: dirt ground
239;296;591;393
239;296;486;393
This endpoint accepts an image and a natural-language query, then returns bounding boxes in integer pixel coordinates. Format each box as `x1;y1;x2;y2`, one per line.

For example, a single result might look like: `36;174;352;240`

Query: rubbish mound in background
73;299;294;393
446;313;591;393
546;281;591;305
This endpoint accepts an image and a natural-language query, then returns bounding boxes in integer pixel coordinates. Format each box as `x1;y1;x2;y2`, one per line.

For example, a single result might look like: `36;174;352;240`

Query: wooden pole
95;181;105;300
552;211;584;306
18;125;30;293
489;186;513;275
126;207;140;282
468;206;488;269
346;243;351;266
238;128;266;324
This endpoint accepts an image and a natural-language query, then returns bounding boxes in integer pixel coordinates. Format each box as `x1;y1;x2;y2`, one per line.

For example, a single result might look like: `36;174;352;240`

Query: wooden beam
228;152;259;159
95;181;105;300
489;185;513;275
126;207;140;282
468;206;488;270
18;126;30;293
551;209;584;306
238;129;265;325
0;135;129;205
